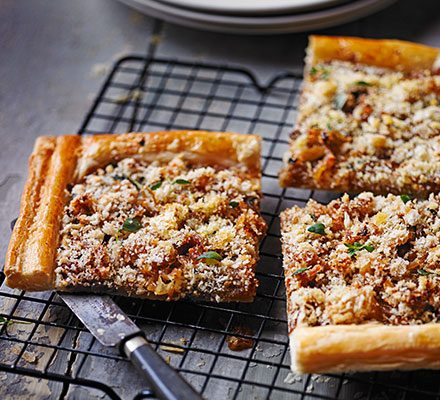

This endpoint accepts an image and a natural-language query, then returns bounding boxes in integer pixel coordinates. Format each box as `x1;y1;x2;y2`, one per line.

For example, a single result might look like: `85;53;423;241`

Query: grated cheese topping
55;156;266;301
281;193;439;332
282;61;440;194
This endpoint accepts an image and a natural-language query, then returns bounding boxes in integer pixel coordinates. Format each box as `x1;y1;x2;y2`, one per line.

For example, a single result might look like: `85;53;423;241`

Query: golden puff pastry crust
5;131;267;302
291;324;440;373
280;193;440;373
279;36;440;196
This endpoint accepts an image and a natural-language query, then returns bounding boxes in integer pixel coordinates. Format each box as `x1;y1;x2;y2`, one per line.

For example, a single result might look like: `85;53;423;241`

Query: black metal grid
1;56;440;400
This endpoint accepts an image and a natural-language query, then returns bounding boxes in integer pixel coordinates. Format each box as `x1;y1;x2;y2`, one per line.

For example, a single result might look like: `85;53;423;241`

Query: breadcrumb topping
281;193;439;332
55;156;266;301
281;61;440;195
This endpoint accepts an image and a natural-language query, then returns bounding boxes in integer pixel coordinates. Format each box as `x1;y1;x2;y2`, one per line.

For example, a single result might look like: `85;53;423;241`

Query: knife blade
59;292;201;400
60;293;140;346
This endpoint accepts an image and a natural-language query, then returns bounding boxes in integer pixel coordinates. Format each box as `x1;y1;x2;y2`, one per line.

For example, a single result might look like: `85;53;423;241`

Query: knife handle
122;335;202;400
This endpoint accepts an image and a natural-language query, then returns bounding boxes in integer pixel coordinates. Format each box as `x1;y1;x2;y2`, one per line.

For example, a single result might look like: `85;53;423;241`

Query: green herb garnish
121;217;142;233
307;223;326;235
334;93;348;110
293;266;313;276
417;268;439;276
149;181;163;190
197;251;223;262
310;66;329;80
174;179;190;185
0;316;14;327
355;81;372;86
417;269;430;276
344;242;375;257
400;194;412;204
229;201;239;208
326;122;332;130
320;70;330;80
0;316;32;327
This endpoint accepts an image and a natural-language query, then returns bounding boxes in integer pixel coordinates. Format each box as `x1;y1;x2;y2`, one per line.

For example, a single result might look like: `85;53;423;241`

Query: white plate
117;0;396;34
158;0;349;15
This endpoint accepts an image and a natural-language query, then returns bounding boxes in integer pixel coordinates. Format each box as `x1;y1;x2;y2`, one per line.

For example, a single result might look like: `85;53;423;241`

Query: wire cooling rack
1;56;440;400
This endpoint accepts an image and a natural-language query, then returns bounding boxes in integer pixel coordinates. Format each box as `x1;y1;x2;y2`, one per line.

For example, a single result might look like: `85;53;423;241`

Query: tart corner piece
281;193;440;373
279;36;440;195
5;131;267;302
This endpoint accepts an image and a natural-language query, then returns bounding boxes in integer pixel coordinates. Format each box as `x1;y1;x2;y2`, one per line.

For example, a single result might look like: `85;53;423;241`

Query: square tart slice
5;131;267;302
279;36;440;196
280;193;440;373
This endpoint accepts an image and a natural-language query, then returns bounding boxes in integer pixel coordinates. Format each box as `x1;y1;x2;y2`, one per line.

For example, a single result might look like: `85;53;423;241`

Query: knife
59;293;201;400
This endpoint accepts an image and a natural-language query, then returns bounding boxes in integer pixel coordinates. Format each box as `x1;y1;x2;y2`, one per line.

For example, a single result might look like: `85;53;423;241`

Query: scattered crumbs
160;345;185;354
150;34;162;46
179;338;188;346
91;63;109;78
165;355;171;364
284;372;303;385
131;88;143;101
266;365;273;369
116;314;125;321
97;328;105;335
226;326;254;351
196;360;206;368
262;348;283;359
248;362;257;368
11;347;39;364
343;379;349;385
0;373;7;381
22;351;39;364
313;374;331;384
255;345;263;352
114;88;143;104
306;383;314;393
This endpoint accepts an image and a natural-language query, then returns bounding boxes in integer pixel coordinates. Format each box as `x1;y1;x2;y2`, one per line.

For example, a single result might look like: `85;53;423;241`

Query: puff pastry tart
281;193;440;373
5;131;267;302
279;36;440;196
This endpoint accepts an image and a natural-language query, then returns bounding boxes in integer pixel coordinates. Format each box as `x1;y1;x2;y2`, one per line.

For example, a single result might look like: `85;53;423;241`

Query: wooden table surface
0;0;439;398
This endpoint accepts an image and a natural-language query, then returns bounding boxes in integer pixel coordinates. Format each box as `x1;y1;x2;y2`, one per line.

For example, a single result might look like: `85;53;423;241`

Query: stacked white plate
117;0;397;34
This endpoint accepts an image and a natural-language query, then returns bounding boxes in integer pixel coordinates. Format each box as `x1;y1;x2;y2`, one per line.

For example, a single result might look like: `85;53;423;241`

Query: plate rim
117;0;397;33
157;0;349;15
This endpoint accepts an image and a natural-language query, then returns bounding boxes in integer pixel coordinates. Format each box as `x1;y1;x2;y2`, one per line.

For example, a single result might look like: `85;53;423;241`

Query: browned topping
55;156;266;301
282;61;440;195
281;193;440;333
